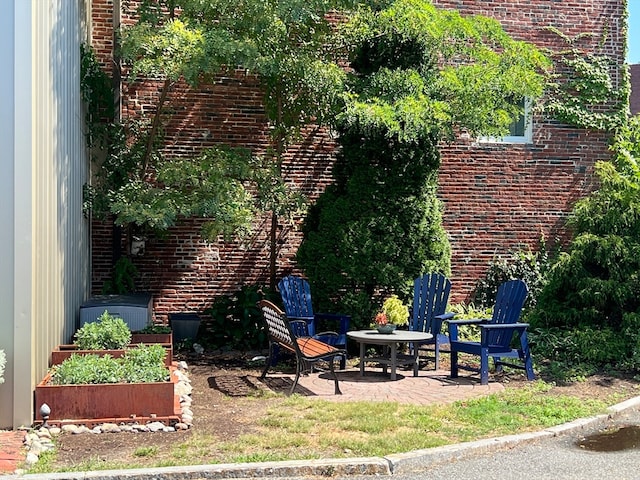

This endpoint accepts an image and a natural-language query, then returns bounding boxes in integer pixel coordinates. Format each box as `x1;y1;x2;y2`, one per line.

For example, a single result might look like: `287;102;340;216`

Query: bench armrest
480;322;529;330
446;318;487;326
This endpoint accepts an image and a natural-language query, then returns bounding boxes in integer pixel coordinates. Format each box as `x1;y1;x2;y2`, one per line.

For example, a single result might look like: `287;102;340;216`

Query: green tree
83;24;262;247
297;0;550;325
529;116;640;372
117;0;356;287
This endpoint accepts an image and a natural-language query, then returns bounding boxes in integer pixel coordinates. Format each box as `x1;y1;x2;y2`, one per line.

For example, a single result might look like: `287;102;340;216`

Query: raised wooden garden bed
50;343;173;367
35;366;181;423
130;332;173;345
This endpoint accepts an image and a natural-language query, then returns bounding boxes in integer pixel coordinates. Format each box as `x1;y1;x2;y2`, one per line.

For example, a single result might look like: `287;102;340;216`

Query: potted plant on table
374;295;409;333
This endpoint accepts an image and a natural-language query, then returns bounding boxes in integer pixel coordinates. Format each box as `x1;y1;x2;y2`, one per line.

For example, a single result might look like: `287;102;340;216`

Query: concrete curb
387;395;640;475
11;395;640;480
14;457;390;479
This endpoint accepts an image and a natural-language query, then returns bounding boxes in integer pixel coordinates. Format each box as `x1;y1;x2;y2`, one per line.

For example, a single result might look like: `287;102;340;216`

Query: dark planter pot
50;343;173;367
169;313;201;343
35;366;180;423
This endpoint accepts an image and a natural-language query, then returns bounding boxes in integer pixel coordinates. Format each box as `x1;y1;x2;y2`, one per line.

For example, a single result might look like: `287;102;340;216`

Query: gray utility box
79;293;153;332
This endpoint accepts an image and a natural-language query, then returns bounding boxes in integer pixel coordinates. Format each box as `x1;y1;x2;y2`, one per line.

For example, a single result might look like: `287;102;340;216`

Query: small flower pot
376;324;397;334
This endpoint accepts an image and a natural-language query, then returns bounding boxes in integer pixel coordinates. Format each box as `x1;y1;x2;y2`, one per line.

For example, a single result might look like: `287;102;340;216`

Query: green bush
297;29;451;328
473;246;549;310
74;311;132;350
50;345;169;385
204;284;277;350
102;256;138;295
448;303;494;341
529;117;640;374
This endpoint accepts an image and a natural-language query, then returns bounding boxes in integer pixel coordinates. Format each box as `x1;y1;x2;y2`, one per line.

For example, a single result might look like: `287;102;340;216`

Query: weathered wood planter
35;366;180;423
50;343;173;367
130;332;173;345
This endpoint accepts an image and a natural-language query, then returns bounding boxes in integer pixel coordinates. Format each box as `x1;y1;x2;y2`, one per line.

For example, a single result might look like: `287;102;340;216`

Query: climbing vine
541;26;629;131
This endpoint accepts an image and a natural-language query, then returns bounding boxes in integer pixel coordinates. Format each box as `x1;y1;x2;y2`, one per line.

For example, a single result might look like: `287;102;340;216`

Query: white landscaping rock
175;382;192;396
147;422;165;432
24;452;39;466
61;424;80;434
99;423;121;433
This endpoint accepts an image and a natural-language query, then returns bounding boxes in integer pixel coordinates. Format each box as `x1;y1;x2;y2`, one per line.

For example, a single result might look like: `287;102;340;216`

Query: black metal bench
258;300;346;395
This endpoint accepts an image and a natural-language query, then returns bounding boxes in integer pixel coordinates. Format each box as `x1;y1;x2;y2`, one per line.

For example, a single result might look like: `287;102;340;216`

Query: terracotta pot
35;366;180;422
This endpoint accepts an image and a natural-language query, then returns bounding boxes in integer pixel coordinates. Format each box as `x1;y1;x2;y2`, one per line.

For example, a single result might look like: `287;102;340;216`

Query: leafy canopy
338;0;551;140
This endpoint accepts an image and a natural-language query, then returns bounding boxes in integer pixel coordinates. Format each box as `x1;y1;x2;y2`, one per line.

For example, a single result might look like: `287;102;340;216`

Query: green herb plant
73;311;132;350
50;345;169;385
137;324;172;334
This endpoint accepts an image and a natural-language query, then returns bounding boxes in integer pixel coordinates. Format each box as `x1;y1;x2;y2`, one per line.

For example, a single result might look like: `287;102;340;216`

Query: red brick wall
90;0;624;319
432;0;623;300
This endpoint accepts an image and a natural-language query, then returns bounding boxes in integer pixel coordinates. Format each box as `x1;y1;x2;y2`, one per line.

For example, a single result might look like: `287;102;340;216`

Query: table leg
359;342;365;376
390;343;397;380
412;346;419;376
382;345;389;375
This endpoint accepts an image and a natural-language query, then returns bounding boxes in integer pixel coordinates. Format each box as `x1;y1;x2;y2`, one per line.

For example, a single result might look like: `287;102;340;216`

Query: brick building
631;64;640;115
90;1;625;320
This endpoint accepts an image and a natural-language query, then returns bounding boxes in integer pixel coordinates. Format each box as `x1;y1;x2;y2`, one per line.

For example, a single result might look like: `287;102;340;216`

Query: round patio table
347;330;433;380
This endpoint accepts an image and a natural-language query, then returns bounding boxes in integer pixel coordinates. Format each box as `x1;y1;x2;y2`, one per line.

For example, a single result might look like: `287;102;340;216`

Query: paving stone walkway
260;365;503;404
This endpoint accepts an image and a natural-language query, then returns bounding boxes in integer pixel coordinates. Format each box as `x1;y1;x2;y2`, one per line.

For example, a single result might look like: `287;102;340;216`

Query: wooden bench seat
258;300;346;395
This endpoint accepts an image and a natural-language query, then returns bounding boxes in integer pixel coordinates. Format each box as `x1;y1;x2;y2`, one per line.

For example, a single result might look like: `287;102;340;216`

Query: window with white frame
479;97;532;144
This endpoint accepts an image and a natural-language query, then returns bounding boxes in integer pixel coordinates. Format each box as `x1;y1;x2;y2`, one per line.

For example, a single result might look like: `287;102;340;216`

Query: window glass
479;97;532;144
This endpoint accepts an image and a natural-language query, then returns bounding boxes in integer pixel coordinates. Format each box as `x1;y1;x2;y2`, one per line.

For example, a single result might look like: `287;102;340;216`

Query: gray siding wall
0;0;90;429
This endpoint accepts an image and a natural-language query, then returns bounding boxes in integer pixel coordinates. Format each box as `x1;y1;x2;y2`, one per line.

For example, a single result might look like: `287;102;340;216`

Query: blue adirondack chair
278;275;350;369
409;273;454;371
447;279;534;385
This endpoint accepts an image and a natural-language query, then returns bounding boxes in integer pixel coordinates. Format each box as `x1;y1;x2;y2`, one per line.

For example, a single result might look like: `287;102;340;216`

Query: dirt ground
47;349;640;472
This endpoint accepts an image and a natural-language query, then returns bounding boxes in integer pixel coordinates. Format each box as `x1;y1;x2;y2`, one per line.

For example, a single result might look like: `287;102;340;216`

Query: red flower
375;312;388;325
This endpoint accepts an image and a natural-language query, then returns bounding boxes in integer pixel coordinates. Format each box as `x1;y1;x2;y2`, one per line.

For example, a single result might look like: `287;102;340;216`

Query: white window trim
478;98;533;144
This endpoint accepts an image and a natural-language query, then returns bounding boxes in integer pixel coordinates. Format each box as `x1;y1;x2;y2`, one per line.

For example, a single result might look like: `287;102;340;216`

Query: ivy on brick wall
540;26;629;131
